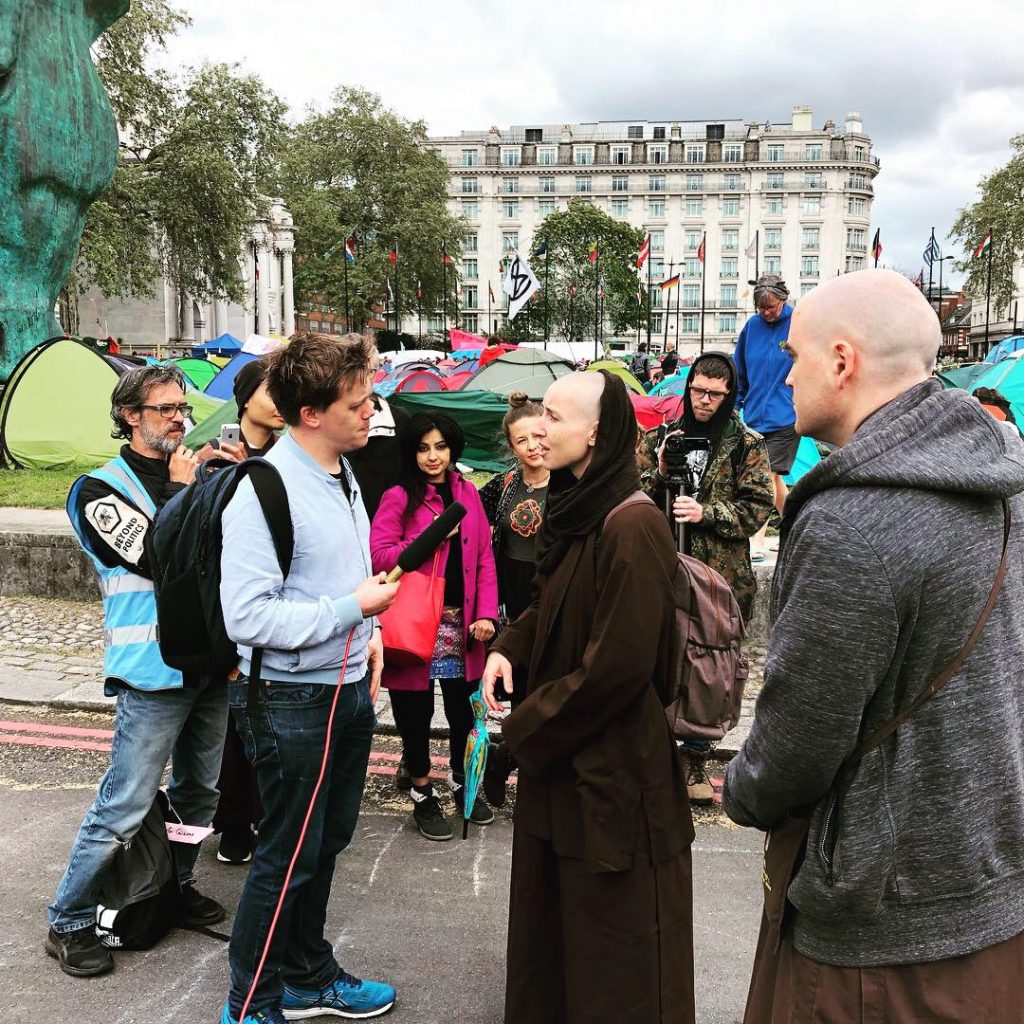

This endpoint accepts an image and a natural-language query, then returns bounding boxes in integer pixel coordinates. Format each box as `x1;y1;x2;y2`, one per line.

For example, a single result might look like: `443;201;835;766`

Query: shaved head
536;371;606;477
547;371;605;420
785;269;940;446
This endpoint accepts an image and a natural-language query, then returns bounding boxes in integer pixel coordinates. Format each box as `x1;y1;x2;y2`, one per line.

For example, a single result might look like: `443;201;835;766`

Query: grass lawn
0;466;85;509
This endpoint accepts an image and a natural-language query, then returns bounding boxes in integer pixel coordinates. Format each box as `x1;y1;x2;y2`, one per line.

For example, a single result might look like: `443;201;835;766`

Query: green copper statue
0;0;129;379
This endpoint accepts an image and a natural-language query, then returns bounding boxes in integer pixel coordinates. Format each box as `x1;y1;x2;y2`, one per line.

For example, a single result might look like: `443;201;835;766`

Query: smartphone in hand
220;424;241;448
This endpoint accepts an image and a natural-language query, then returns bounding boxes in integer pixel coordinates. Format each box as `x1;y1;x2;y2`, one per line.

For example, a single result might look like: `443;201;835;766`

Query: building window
463;286;478;308
427;315;443;333
765;197;783;215
683;284;700;307
573;146;594;166
611;145;631;165
575;176;592;193
537;147;557;166
684;258;702;278
803;195;821;215
763;256;781;274
539;176;556;193
854;146;866;161
766;144;786;162
685;144;705;164
685;230;702;251
766;171;784;189
461;149;479;167
723;144;743;163
628;125;644;140
501;147;521;167
686;173;704;191
723;172;742;190
648;197;666;217
718;313;738;333
462;200;478;219
721;228;739;251
722;197;741;216
649;175;666;191
464;233;478;252
721;257;738;278
308;320;320;332
502;231;519;252
650;230;665;253
610;198;629;217
846;255;865;272
501;177;519;193
650;313;664;332
461;177;478;194
800;282;816;297
850;173;867;189
801;256;819;278
463;259;478;280
654;126;666;140
805;171;823;188
720;284;737;307
650;288;663;310
848;196;866;215
648;145;669;164
685;197;703;216
802;227;820;250
501;199;519;219
805;144;823;161
462;313;479;331
650;259;664;278
764;228;782;251
332;323;345;334
538;198;556;215
611;175;629;192
681;313;700;333
846;228;866;249
525;128;543;143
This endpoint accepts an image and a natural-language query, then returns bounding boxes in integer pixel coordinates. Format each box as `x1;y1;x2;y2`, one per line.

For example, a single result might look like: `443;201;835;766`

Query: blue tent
970;351;1024;426
984;336;1024;363
193;333;244;356
204;351;258;401
783;435;823;486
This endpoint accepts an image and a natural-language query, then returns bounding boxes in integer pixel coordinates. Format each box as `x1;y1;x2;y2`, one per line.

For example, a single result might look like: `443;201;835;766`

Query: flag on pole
871;229;882;262
744;238;757;259
344;236;357;264
637;283;644;305
498;259;505;276
570;284;578;298
697;237;706;263
587;242;598;264
973;231;992;260
386;279;394;303
637;235;651;268
416;280;422;299
923;235;941;264
501;252;541;321
659;274;680;291
488;281;495;303
389;246;398;265
913;269;923;288
534;237;549;258
599;281;606;300
457;281;463;301
441;246;452;265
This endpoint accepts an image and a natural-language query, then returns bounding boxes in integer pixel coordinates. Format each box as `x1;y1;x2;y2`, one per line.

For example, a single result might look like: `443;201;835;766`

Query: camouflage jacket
637;413;775;622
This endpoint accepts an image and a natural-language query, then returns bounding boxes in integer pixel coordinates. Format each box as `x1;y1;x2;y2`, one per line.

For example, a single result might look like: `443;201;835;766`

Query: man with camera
47;365;227;979
638;352;774;803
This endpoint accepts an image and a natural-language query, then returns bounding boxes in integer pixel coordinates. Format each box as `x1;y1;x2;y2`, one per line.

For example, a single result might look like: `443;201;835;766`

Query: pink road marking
0;720;114;740
0;732;112;754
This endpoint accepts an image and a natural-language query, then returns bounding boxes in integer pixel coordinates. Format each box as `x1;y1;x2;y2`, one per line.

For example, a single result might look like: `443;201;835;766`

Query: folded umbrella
461;684;491;839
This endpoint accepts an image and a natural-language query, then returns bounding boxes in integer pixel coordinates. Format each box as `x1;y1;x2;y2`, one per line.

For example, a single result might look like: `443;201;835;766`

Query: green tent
461;349;573;398
587;358;646;395
185;397;246;449
174;357;219;391
390;391;513;471
0;338;222;469
937;364;990;391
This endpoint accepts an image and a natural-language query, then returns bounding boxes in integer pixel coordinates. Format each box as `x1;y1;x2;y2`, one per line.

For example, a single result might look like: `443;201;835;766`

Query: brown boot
681;751;714;806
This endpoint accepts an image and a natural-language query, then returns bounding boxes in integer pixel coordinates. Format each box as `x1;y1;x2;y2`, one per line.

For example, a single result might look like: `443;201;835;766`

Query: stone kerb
0;531;100;601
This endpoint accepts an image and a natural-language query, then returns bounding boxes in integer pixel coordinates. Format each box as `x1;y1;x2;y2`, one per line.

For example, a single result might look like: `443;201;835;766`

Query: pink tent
450;327;489;351
629;393;686;432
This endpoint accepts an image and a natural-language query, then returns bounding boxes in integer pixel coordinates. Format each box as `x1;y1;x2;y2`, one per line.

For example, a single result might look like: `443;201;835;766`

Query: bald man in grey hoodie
724;269;1024;1023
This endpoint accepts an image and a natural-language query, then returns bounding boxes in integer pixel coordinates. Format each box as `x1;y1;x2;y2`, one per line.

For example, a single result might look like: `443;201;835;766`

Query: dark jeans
212;710;262;835
389;678;475;781
226;673;375;1016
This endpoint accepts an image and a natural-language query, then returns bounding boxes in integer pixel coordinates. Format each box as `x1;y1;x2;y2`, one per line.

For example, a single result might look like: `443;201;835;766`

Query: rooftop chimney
791;105;813;132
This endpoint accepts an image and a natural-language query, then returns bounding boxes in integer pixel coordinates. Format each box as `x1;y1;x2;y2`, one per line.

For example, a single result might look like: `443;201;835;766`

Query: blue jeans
226;673;375;1016
48;678;227;933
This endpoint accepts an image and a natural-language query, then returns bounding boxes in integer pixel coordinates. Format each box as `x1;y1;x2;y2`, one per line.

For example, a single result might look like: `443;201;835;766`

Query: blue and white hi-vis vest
68;456;183;694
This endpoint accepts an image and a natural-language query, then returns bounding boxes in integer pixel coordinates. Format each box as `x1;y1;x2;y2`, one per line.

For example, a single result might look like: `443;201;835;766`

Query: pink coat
371;473;499;691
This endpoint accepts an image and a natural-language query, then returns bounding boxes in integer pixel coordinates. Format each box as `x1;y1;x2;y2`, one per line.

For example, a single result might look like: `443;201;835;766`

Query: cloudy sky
165;0;1024;290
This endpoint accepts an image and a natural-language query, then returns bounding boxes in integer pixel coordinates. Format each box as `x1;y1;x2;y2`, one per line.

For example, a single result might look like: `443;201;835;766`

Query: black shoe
482;744;513;809
217;825;256;865
45;926;114;978
449;773;495;825
394;757;412;792
411;787;452;841
178;883;226;927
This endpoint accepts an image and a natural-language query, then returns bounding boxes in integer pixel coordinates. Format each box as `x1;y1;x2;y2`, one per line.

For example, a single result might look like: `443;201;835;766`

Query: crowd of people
42;268;1024;1024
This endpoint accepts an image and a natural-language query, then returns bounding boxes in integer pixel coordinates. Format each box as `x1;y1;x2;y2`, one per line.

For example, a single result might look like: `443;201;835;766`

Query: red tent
393;370;447;393
629;393;686;432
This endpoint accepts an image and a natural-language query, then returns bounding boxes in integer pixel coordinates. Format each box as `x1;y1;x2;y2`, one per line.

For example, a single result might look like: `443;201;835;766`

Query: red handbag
378;552;445;667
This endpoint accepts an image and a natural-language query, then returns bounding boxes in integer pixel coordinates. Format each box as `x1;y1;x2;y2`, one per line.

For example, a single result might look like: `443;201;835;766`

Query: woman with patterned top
477;392;548;807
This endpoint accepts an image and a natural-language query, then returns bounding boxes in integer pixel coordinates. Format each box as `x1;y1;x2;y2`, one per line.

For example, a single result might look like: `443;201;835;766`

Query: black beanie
233;359;265;416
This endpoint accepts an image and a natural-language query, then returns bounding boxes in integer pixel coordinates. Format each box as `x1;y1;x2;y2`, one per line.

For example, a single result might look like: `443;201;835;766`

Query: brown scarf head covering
534;370;640;576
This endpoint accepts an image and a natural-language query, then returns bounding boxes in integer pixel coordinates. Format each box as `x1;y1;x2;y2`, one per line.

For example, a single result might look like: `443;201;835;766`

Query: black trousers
389;677;476;781
212;708;262;834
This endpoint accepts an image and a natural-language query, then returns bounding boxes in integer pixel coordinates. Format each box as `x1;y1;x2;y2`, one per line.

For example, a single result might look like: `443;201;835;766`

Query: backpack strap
245;460;293;577
603;491;656;527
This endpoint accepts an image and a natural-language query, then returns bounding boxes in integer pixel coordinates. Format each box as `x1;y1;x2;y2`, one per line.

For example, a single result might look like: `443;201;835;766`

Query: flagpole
938;254;945;321
984;227;993;355
544;246;550;350
755;229;759;281
593;244;600;362
417;287;422;342
442;241;448;347
344;247;351;333
568;287;574;345
674;255;681;341
663;260;673;349
927;227;935;313
488;283;493;338
700;232;707;355
873;228;879;269
393;240;400;336
646;254;652;350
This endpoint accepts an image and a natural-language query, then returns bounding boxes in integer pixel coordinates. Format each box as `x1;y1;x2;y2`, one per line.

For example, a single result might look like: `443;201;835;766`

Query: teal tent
938;364;990;390
969;351;1024;426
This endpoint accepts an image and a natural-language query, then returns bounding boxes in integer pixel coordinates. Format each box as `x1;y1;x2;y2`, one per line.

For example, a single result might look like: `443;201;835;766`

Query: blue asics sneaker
282;969;396;1019
220;1001;287;1024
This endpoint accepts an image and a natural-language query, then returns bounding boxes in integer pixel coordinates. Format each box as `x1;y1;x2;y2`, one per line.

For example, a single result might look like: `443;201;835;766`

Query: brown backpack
605;492;748;742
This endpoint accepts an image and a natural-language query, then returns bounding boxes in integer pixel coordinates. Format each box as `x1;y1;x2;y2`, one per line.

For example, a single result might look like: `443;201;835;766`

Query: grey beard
139;420;180;455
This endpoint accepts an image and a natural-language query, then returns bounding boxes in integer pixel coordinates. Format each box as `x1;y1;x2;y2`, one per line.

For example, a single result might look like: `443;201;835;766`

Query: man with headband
483;371;695;1024
734;274;798;559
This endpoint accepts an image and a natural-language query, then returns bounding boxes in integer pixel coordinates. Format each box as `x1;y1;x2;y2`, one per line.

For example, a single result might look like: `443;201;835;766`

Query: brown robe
494;499;695;1024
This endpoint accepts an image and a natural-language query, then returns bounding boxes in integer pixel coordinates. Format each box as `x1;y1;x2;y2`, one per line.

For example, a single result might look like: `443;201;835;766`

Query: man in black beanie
231;358;284;458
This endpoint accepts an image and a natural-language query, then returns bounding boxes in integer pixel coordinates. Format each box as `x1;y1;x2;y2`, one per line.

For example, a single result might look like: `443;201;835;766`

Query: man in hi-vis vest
46;365;229;979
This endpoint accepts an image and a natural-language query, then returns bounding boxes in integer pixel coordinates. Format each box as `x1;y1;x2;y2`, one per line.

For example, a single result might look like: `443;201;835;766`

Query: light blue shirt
220;433;374;684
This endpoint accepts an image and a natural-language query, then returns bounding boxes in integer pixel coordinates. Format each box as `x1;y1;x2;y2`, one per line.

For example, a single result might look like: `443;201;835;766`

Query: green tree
278;87;466;332
950;133;1024;310
76;3;288;308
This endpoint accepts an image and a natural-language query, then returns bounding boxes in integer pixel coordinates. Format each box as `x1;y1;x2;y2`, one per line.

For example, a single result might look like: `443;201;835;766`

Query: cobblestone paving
0;595;102;653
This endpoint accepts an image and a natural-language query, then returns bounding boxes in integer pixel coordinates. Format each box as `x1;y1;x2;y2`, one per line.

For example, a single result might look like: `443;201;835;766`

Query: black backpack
151;458;292;680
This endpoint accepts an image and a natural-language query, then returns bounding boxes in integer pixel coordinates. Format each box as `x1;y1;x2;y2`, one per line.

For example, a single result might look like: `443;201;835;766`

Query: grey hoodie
724;378;1024;967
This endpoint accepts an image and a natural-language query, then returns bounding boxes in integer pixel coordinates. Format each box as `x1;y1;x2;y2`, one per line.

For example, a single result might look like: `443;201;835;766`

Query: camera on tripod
662;432;712;496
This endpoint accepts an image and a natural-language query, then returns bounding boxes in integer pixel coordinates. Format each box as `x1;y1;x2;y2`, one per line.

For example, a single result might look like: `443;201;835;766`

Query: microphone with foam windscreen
384;501;467;583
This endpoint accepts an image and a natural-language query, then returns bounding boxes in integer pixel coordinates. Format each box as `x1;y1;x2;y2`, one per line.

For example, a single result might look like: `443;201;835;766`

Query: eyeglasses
757;300;784;315
688;386;729;402
137;403;193;419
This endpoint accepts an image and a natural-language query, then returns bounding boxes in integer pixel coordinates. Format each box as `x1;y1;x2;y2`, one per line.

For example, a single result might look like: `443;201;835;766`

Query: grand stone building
78;200;296;352
416;106;879;354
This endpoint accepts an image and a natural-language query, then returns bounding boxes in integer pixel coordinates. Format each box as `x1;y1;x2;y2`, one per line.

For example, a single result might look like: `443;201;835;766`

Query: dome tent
0;338;221;469
173;357;219;391
204;351;259;400
460;348;573;399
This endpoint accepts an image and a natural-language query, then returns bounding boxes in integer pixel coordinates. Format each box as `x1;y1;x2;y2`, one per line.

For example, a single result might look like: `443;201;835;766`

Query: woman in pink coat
371;412;500;841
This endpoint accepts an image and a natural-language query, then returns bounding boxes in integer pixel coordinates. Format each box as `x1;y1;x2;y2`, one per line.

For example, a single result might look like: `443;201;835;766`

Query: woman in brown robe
483;370;695;1024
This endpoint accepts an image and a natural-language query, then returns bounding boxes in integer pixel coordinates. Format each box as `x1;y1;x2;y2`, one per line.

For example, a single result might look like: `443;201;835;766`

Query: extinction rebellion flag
502;253;541;321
